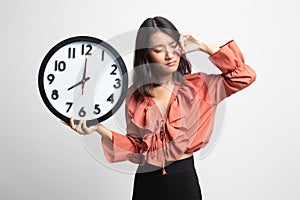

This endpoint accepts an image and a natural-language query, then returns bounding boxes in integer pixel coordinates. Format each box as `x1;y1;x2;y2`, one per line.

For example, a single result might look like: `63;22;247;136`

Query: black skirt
132;156;202;200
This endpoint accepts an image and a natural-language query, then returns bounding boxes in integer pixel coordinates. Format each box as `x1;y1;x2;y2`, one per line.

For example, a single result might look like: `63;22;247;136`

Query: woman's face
147;31;181;76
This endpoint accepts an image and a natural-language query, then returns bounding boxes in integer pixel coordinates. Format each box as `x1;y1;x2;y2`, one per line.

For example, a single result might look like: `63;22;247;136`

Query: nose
165;47;175;60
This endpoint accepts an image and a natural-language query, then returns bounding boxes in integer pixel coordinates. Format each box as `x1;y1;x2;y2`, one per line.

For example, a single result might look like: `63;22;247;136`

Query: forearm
97;124;113;141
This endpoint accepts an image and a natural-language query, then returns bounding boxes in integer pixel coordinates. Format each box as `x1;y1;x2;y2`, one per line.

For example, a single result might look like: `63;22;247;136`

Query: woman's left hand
179;33;220;55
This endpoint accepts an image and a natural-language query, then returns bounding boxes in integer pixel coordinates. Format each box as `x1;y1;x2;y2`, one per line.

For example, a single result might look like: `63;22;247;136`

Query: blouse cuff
209;40;245;74
101;131;131;163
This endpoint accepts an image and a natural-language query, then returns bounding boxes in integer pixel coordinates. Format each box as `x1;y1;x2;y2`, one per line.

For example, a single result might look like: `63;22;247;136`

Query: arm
206;40;256;104
67;114;142;164
101;129;141;163
100;107;143;163
96;124;113;141
181;33;256;104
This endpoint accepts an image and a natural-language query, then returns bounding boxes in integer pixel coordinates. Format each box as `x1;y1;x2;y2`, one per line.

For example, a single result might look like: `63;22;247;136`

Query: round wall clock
38;36;128;126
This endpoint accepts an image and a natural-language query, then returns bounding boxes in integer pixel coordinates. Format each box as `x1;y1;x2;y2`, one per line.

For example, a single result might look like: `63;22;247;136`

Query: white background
1;0;300;199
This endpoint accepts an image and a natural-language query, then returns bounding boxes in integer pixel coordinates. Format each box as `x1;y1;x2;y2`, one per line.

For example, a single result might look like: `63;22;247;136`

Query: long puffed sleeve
101;87;159;164
197;40;256;104
101;130;141;164
101;90;147;164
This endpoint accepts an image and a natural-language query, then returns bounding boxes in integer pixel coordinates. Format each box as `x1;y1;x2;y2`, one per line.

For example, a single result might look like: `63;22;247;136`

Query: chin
161;65;179;74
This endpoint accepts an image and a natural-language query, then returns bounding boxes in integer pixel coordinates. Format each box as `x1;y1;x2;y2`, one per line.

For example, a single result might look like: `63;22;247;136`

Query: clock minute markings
101;49;104;61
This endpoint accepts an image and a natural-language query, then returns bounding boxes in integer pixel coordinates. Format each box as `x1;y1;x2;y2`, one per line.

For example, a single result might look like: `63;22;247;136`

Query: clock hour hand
67;77;90;91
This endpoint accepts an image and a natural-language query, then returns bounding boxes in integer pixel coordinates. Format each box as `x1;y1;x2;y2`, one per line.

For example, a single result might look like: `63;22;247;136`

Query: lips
165;61;177;67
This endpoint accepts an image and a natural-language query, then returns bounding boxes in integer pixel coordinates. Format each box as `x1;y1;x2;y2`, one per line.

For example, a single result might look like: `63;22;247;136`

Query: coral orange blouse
101;40;256;171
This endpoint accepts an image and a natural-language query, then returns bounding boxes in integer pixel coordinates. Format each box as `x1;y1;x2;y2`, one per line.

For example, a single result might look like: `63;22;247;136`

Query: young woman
68;16;256;200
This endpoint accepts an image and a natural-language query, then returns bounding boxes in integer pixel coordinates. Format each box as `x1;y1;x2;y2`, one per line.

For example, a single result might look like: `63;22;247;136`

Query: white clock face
39;36;128;125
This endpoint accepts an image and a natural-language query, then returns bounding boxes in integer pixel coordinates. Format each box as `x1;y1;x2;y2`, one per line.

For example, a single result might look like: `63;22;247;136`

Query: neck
156;73;174;86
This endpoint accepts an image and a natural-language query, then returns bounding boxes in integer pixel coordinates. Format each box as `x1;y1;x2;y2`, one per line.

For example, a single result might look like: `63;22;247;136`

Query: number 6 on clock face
38;36;128;126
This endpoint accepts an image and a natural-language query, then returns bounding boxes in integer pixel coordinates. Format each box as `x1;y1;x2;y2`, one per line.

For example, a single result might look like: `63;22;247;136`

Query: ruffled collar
127;77;197;136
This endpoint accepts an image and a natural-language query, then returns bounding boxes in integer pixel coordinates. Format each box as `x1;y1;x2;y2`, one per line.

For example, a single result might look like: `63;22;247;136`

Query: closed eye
153;48;164;52
151;40;178;52
170;41;178;47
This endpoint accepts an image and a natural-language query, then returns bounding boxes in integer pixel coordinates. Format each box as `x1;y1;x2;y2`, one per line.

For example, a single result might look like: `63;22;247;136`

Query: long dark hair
133;16;192;97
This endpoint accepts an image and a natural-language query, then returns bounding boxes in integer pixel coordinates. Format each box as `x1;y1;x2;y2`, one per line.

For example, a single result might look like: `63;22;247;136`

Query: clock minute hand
82;57;87;95
67;77;90;91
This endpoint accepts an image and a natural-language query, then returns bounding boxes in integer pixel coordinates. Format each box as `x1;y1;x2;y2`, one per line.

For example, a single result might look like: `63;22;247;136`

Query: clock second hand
67;77;90;91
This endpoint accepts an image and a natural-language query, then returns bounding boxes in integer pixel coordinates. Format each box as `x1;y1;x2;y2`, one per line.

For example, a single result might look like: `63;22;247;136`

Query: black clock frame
38;36;128;126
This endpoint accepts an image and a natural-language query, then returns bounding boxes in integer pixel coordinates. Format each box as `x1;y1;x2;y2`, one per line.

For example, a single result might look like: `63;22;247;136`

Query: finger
60;120;68;126
188;33;204;44
81;120;90;134
186;33;197;40
75;120;85;134
75;127;82;134
61;120;75;130
82;120;88;130
70;116;76;129
176;47;185;55
179;34;186;46
78;119;84;128
179;35;187;54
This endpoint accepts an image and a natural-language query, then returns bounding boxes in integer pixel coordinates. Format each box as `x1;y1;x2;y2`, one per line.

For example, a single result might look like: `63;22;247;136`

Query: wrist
96;124;113;141
202;41;220;55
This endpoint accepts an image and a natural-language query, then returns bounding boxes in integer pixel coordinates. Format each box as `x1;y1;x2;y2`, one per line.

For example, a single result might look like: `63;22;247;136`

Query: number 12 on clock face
38;36;128;126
